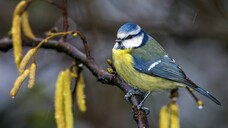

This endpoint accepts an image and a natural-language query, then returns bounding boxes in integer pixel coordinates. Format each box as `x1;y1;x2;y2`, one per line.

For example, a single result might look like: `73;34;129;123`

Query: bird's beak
115;39;122;44
114;39;125;50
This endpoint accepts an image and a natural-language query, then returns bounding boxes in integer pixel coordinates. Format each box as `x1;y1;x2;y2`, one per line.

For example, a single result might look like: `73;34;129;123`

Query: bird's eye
126;35;133;40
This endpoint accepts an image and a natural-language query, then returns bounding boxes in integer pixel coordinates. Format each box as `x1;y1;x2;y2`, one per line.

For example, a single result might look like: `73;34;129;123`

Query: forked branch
0;37;149;128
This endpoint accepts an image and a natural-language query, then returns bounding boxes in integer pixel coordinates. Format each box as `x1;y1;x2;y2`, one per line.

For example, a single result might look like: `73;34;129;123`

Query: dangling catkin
22;11;36;39
13;0;27;16
28;62;37;88
77;73;87;112
12;15;22;69
159;105;169;128
63;69;73;128
19;48;36;74
10;69;30;98
55;71;65;128
170;103;179;128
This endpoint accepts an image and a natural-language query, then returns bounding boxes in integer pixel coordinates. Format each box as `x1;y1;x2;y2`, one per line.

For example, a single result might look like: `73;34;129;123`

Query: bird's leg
186;87;204;109
137;92;151;110
125;89;151;114
124;88;145;103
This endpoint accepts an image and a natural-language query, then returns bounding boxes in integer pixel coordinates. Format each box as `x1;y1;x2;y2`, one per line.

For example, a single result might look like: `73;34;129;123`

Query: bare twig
47;0;69;41
0;37;149;128
47;0;65;10
62;0;69;33
76;31;92;59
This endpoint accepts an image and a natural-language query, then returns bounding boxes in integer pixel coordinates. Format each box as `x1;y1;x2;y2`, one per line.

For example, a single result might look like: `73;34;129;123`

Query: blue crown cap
118;22;139;33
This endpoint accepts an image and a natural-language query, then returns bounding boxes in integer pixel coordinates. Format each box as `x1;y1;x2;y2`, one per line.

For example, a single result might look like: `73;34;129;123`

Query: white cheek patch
117;25;141;39
122;33;144;49
113;43;119;49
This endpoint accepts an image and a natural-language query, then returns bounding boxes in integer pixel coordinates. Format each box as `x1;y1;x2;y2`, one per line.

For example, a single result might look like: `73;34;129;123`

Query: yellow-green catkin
63;69;73;128
19;48;36;74
10;69;30;98
13;0;27;16
12;0;31;68
170;103;180;128
159;105;169;128
77;73;87;112
55;71;66;128
159;103;180;128
28;62;36;88
22;11;36;39
12;15;22;69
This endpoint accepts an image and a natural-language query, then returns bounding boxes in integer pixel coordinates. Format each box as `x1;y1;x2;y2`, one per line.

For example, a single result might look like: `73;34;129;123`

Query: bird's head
113;22;149;50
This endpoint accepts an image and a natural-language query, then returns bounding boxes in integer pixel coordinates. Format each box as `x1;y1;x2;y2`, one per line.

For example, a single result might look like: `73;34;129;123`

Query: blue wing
133;56;221;105
134;56;187;82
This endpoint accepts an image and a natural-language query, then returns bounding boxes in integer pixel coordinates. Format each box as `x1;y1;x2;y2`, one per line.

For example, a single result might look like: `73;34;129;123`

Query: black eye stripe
123;30;143;40
124;34;136;40
126;35;133;39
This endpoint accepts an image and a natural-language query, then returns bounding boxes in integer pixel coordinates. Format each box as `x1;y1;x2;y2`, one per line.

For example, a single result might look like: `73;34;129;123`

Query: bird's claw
137;101;145;110
125;89;150;115
132;106;150;115
140;107;150;115
124;88;145;104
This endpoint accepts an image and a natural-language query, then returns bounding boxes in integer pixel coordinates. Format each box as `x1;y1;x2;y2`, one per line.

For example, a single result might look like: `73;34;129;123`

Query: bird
112;22;221;108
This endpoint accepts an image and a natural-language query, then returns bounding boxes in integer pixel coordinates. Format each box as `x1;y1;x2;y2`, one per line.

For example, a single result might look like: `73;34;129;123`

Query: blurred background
0;0;228;127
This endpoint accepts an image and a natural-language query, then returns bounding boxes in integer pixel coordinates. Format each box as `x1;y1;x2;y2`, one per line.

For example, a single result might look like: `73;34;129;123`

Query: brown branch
62;0;69;33
47;0;69;41
47;0;65;10
61;0;69;41
76;31;92;59
0;37;149;128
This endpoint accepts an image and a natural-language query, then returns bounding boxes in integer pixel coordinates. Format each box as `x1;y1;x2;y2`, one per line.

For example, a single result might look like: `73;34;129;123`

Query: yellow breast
112;49;179;92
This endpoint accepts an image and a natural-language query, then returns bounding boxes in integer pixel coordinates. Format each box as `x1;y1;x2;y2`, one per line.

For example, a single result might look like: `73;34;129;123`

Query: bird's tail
185;79;221;106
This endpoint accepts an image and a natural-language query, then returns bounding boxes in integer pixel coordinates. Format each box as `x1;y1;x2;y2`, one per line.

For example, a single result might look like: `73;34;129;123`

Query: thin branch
76;31;92;59
47;0;69;41
61;0;69;41
62;0;69;33
47;0;65;10
0;37;149;128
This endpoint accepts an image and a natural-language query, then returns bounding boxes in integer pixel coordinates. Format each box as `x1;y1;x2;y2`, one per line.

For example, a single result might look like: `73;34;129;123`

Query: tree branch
0;37;149;128
47;0;69;41
62;0;69;33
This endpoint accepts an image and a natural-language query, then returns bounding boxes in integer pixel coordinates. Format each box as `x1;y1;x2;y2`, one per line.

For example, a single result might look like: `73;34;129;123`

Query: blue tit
112;22;221;107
